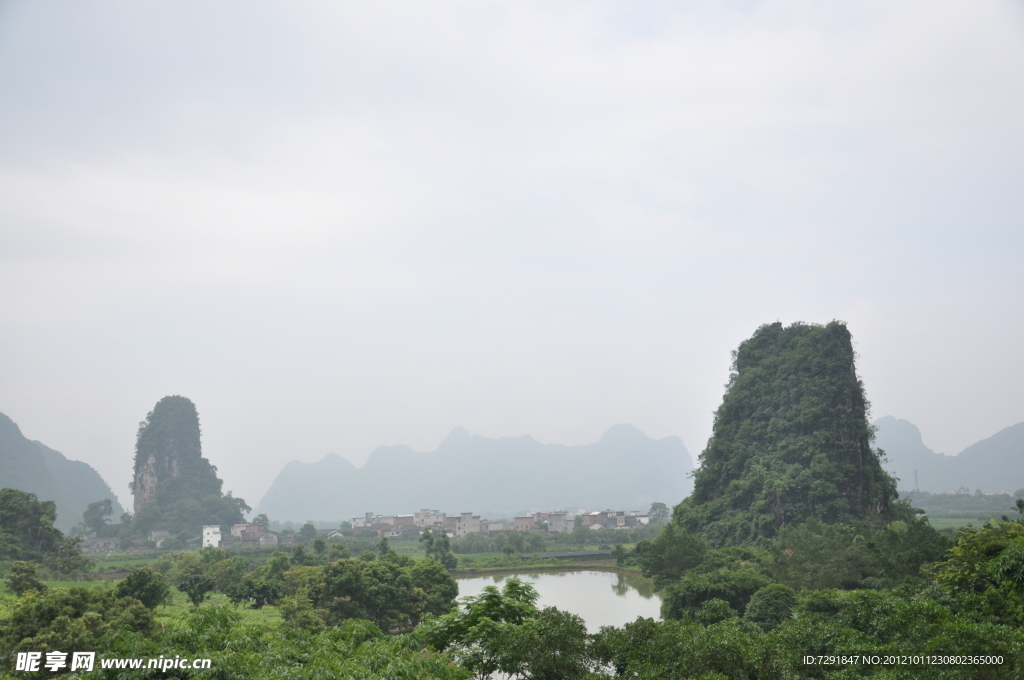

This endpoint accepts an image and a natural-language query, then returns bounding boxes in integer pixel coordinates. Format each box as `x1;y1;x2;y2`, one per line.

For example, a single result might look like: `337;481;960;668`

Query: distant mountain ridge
874;416;1024;494
0;411;125;531
257;424;693;522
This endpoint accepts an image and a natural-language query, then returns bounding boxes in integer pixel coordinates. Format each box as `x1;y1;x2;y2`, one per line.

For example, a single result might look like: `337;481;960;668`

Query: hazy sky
1;1;1022;512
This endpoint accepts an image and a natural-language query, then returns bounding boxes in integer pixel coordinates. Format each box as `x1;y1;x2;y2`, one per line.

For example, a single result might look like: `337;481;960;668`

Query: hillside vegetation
674;321;901;546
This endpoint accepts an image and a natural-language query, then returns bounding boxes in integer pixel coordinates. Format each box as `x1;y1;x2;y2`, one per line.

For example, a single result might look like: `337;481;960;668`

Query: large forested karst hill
128;396;247;537
874;416;1024;493
257;424;692;521
0;410;123;531
673;321;901;546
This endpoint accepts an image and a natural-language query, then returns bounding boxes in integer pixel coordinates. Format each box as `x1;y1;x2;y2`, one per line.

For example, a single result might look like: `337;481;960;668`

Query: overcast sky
1;1;1022;512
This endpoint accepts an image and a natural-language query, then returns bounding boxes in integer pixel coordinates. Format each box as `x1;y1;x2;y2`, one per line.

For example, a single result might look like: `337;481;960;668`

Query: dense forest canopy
674;321;901;546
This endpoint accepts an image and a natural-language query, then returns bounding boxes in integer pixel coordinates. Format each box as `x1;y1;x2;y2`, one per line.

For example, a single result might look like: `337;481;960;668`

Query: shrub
113;567;171;609
743;584;796;631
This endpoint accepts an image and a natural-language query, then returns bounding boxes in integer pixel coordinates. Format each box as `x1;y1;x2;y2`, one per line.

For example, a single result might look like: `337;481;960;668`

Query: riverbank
452;561;643;577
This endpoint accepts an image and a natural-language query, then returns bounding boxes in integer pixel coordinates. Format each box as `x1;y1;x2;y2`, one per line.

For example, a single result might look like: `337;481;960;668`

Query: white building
202;525;222;548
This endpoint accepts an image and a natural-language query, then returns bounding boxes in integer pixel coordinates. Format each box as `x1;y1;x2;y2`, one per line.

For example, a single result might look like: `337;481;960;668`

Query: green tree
3;561;46;596
648;502;670;524
313;537;327;559
252;513;269;527
421;527;458;571
179;573;216;606
263;550;292;582
308;557;426;631
114;567;171;609
777;588;1024;674
663;566;771;619
290;544;315;566
328;543;351;561
409;558;459;617
155;608;470;680
694;598;738;625
0;586;155;669
45;535;93;576
592;616;790;680
633;523;707;588
931;520;1024;624
82;499;114;535
743;584;796;631
0;488;64;560
225;576;282;609
423;577;540;680
494;607;593;680
278;595;325;631
299;522;317;543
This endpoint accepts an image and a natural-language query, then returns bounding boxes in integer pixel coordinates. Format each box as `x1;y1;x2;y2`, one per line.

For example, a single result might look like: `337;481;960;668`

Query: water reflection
611;572;656;598
457;570;662;632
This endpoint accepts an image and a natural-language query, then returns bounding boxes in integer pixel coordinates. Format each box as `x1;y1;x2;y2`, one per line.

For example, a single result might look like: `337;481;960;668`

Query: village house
414;509;447;528
353;512;398;530
579;509;647;529
148;530;170;545
394;515;416;529
316;528;345;541
80;537;119;553
513;516;536;532
350;509;500;539
513;511;572;533
454;512;482;538
202;525;221;548
231;523;268;539
624;511;650;527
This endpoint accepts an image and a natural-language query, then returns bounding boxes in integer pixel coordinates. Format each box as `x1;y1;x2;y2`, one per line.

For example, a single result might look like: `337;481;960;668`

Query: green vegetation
112;567;170;608
675;322;901;546
904;489;1024;523
420;528;459;569
4;561;47;596
0;488;93;577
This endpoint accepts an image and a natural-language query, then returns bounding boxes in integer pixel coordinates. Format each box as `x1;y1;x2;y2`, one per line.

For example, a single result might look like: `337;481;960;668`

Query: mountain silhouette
257;424;692;522
0;410;124;530
875;416;1024;493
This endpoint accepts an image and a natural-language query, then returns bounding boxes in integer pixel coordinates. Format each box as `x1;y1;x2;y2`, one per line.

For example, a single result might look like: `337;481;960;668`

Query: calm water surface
456;570;663;632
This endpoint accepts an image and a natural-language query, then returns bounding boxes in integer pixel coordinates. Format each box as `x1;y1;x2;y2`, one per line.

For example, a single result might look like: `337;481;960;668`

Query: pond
455;570;663;633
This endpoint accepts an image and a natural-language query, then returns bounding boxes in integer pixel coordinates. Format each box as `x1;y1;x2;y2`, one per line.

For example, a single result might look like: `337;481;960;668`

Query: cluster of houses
185;507;651;549
200;522;349;549
352;508;650;539
351;510;506;539
201;523;278;549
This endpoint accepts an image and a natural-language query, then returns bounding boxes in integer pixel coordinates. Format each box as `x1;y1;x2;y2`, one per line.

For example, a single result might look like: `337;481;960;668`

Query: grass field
153;589;283;627
925;516;996;531
93;555;164;570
